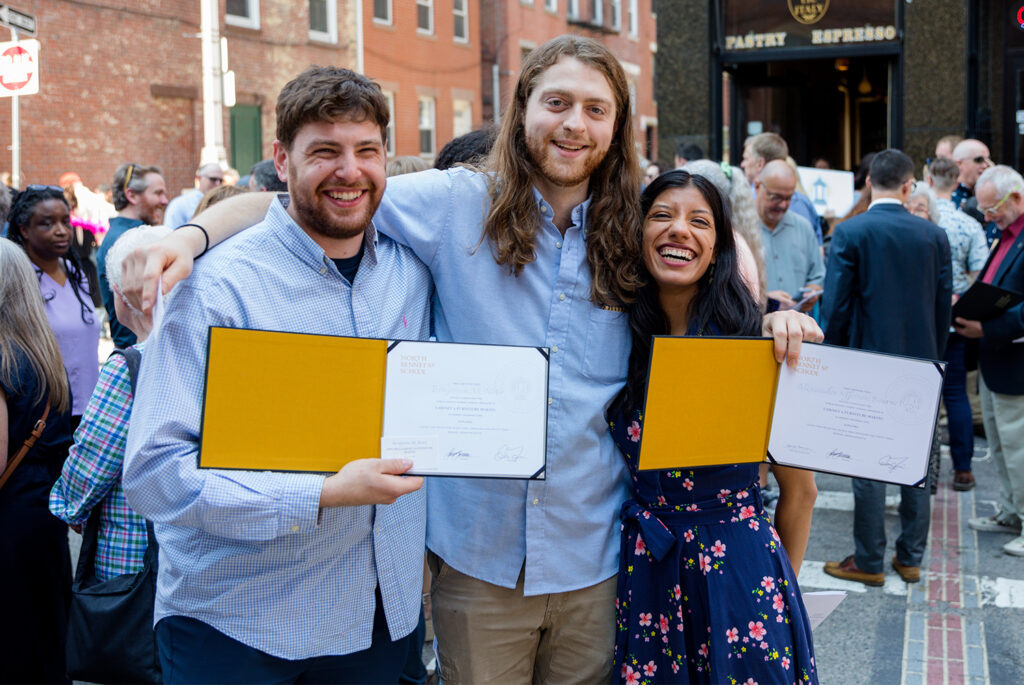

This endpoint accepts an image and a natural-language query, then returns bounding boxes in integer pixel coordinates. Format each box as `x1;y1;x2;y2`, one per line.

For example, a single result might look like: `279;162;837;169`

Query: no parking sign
0;38;38;97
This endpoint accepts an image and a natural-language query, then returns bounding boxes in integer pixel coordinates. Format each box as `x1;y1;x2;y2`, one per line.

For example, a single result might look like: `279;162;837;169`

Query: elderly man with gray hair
957;165;1024;556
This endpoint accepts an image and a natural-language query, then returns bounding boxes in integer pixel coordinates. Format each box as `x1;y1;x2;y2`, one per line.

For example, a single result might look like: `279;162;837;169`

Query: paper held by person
198;328;548;479
639;338;944;487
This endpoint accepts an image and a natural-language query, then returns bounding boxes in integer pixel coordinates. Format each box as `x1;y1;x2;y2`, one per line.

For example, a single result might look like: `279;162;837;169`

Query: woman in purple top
7;185;101;427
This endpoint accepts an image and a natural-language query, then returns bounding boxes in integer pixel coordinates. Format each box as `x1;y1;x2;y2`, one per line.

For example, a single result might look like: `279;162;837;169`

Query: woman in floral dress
607;170;818;684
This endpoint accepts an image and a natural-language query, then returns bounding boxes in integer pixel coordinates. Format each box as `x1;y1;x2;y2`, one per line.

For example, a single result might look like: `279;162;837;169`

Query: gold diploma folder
638;337;779;471
199;327;388;473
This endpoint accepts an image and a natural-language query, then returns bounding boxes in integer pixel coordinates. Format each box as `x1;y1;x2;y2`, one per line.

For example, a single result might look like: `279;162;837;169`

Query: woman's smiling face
642;185;717;297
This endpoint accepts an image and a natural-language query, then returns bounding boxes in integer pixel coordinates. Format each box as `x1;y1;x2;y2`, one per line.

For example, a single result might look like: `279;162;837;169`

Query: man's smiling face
522;56;616;199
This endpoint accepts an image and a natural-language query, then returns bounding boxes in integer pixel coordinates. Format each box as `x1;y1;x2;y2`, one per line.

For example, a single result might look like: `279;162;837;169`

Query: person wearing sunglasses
163;162;225;231
951;139;992;223
96;163;168;349
957;165;1024;557
6;185;101;431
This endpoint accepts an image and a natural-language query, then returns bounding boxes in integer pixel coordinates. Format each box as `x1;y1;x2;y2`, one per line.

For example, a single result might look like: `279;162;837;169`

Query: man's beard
291;183;378;241
525;133;606;189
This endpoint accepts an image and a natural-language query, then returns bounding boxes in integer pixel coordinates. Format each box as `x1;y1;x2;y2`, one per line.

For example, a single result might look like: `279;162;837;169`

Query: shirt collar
868;197;904;209
270;194;379;273
1003;211;1024;240
533;188;592;235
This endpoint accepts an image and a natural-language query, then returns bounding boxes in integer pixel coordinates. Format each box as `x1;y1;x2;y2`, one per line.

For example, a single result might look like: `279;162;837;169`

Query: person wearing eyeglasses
755;160;825;313
951;139;992;222
823;149;953;586
163;162;225;231
95;163;168;349
957;165;1024;557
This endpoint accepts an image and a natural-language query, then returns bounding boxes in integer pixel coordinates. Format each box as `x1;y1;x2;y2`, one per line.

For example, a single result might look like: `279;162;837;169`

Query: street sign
0;39;38;97
0;5;35;36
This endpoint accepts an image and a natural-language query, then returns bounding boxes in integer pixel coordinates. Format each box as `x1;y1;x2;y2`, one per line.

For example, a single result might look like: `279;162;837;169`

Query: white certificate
381;341;548;479
767;344;944;487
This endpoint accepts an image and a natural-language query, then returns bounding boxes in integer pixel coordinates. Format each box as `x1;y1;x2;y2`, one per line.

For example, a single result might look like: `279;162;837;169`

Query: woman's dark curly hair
608;170;763;419
7;185;95;325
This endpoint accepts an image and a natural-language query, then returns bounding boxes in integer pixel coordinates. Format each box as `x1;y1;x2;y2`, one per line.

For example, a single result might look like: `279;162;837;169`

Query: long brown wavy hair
481;35;643;307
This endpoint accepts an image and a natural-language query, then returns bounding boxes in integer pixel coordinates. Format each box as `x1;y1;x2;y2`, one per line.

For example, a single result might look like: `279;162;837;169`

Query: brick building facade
0;0;362;196
480;0;658;162
363;0;482;162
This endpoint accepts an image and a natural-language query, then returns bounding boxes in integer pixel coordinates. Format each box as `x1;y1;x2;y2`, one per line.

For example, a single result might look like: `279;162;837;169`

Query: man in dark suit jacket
956;165;1024;557
822;149;953;586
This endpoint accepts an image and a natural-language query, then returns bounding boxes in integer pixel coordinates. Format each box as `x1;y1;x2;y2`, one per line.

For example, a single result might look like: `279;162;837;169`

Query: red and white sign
0;39;38;97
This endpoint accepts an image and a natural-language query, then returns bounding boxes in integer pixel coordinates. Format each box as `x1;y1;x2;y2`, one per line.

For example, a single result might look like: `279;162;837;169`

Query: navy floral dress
609;408;817;685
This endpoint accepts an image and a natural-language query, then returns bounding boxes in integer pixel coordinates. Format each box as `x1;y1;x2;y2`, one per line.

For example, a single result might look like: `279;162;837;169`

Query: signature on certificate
878;454;908;473
494;444;525;462
445;448;471;461
826;448;852;462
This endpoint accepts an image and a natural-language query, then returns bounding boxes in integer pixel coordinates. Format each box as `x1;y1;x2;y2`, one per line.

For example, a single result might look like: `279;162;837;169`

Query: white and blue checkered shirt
124;197;432;659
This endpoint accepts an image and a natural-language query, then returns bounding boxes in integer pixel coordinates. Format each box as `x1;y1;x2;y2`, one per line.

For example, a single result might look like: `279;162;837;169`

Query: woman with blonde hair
0;238;75;682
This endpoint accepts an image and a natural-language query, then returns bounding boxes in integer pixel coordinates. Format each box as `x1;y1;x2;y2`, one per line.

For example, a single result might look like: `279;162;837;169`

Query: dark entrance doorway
726;55;894;171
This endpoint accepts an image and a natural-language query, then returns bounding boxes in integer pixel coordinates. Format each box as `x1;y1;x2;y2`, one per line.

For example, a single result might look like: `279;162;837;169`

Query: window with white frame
226;0;260;28
628;0;638;37
419;96;436;157
611;0;621;30
309;0;337;42
568;0;579;20
417;0;434;34
453;0;468;42
545;0;557;12
591;0;602;25
373;0;391;24
453;99;473;139
383;91;396;156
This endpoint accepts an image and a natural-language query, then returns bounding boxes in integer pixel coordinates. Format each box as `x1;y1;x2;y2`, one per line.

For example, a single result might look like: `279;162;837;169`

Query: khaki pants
427;552;616;685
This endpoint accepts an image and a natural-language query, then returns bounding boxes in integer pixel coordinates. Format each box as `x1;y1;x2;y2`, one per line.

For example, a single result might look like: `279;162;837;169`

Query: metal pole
9;26;18;188
200;0;226;165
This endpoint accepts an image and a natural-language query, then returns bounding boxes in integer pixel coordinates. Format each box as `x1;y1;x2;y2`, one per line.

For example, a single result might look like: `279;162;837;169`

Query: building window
453;99;473;139
417;0;434;34
226;0;260;29
383;91;396;156
546;0;558;11
568;0;579;20
611;0;621;30
521;46;534;68
628;0;637;37
629;80;637;116
373;0;391;24
591;0;602;25
309;0;337;42
453;0;468;42
419;96;436;157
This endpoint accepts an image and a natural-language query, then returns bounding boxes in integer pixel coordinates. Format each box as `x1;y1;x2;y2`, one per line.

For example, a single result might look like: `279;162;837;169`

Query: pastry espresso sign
721;0;898;52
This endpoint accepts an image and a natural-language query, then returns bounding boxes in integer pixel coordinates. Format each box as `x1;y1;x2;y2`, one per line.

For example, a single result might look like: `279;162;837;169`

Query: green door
230;104;262;174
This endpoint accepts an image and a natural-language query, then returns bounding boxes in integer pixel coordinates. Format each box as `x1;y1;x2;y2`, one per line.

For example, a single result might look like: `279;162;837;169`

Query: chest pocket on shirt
581;307;630;383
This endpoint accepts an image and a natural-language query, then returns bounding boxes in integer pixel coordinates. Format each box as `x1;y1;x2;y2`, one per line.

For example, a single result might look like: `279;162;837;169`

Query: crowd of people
0;32;1022;685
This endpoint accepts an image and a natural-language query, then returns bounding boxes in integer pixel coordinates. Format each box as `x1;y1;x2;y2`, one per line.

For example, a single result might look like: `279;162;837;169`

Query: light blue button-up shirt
377;168;632;595
123;197;432;659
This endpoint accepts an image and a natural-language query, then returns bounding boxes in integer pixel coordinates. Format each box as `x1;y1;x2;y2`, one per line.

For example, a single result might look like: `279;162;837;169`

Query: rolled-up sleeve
123;280;325;542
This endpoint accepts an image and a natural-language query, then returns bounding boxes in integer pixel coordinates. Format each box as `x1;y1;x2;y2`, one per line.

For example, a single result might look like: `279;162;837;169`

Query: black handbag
65;346;161;683
66;510;161;683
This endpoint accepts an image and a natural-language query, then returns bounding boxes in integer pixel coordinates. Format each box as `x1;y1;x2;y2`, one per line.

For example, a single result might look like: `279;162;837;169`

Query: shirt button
559;293;566;301
532;498;540;505
548;397;553;405
551;345;559;353
556;241;563;249
319;267;327;274
291;525;300;532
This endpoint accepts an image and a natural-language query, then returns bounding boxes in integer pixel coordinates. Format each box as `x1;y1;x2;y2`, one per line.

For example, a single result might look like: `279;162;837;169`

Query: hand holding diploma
318;458;423;508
